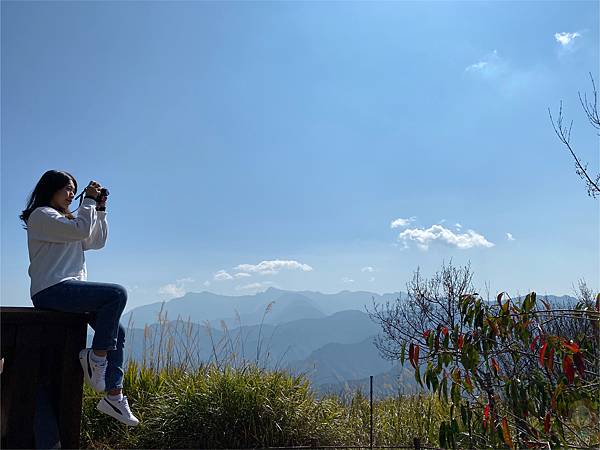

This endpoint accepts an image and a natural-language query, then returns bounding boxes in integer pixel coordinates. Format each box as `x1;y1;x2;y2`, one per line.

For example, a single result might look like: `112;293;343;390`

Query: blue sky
2;1;598;311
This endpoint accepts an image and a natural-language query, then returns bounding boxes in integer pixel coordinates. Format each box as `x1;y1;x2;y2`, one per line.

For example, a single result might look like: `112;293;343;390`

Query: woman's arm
28;197;97;243
82;211;108;251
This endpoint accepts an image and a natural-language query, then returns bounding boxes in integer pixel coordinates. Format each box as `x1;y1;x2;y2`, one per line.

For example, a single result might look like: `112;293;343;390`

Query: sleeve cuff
82;197;97;206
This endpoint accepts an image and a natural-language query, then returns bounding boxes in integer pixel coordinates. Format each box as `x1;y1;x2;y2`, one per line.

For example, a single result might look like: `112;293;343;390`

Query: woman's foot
96;395;140;426
78;348;107;392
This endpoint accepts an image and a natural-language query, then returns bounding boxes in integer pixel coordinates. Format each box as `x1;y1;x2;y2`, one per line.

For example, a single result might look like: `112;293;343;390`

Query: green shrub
81;361;448;448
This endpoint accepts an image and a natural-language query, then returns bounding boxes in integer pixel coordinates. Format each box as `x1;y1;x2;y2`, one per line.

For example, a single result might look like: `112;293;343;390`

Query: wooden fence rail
1;307;88;449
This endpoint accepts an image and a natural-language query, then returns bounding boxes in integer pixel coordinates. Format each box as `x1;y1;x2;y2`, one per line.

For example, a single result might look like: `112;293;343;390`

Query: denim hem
91;345;117;351
105;384;124;392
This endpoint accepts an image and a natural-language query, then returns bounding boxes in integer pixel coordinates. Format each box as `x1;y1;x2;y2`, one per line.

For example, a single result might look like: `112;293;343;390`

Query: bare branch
549;74;600;198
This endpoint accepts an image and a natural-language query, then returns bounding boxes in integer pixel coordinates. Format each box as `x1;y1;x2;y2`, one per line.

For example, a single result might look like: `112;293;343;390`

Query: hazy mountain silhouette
123;287;404;328
123;309;382;366
287;336;394;386
115;290;577;394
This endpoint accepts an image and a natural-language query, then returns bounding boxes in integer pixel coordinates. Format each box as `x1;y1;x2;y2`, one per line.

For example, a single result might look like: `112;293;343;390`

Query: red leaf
530;335;540;351
413;344;420;368
465;374;473;390
442;326;448;336
408;342;415;369
541;298;551;311
483;403;490;429
423;329;431;340
452;368;461;383
497;292;504;307
484;403;490;418
501;417;514;449
486;317;499;336
573;352;585;378
458;334;464;350
539;342;548;367
563;340;580;353
491;358;500;375
544;412;551;433
563;355;574;384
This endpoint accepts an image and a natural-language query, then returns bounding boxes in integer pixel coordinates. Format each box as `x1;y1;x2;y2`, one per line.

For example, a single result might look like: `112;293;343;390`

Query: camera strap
72;189;109;213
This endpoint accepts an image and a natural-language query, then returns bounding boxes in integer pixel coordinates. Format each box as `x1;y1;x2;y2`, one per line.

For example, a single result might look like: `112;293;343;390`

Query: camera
97;187;110;202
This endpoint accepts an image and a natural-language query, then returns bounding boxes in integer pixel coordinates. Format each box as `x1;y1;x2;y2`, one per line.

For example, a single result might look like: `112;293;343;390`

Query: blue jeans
31;280;127;391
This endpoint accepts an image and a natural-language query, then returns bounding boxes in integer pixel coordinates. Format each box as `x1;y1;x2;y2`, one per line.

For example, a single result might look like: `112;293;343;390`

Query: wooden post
1;307;88;449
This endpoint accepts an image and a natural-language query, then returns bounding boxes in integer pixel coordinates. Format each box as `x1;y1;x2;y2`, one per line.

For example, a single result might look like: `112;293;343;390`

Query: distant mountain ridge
123;287;404;328
116;290;578;397
287;336;394;386
124;309;382;365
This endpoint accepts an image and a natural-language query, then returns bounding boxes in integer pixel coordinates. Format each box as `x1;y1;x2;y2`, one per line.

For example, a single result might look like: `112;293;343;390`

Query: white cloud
234;272;251;278
234;260;313;275
235;281;273;292
214;270;234;281
506;232;516;241
554;32;580;47
455;223;462;229
390;217;416;229
176;277;194;284
465;50;507;78
259;270;278;275
467;61;488;71
398;224;495;250
158;283;186;298
361;266;375;273
341;277;355;283
203;281;211;287
158;276;195;298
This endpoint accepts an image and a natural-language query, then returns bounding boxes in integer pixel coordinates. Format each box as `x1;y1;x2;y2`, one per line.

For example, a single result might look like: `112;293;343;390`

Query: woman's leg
106;324;125;393
88;316;125;394
32;280;127;351
33;281;139;426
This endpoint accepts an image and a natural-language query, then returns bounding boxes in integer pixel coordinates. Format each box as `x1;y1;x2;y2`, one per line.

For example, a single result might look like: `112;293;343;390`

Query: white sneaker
78;348;107;392
96;395;140;426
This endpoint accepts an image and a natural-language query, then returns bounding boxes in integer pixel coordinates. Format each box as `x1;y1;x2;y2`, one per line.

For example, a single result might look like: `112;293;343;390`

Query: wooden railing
1;307;88;449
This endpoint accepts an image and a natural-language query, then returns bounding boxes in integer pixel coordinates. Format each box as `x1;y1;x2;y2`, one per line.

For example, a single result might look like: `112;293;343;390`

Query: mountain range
122;287;405;328
113;289;577;396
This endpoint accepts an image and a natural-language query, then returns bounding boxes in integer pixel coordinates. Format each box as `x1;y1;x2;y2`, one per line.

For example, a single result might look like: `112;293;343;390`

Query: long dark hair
20;170;78;229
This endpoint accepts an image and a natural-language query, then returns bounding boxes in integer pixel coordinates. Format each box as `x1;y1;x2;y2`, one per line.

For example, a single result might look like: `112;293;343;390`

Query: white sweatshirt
26;197;108;298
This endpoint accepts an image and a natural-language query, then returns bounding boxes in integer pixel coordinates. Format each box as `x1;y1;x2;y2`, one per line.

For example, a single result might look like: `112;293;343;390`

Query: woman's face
50;180;76;211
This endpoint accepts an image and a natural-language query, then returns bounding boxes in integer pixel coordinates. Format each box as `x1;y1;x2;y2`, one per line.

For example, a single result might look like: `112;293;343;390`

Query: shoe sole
96;398;139;426
78;349;105;392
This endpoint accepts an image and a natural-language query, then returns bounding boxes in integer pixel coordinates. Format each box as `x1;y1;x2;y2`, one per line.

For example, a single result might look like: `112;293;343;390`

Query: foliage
369;261;475;362
83;300;449;448
81;361;449;448
400;290;600;449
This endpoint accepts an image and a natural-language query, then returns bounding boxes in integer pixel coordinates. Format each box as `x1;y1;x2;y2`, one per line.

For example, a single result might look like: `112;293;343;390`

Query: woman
20;170;139;426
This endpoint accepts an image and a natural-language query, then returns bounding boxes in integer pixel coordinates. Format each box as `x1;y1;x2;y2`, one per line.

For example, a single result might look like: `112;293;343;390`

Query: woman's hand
84;181;107;210
85;181;102;199
97;194;107;210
